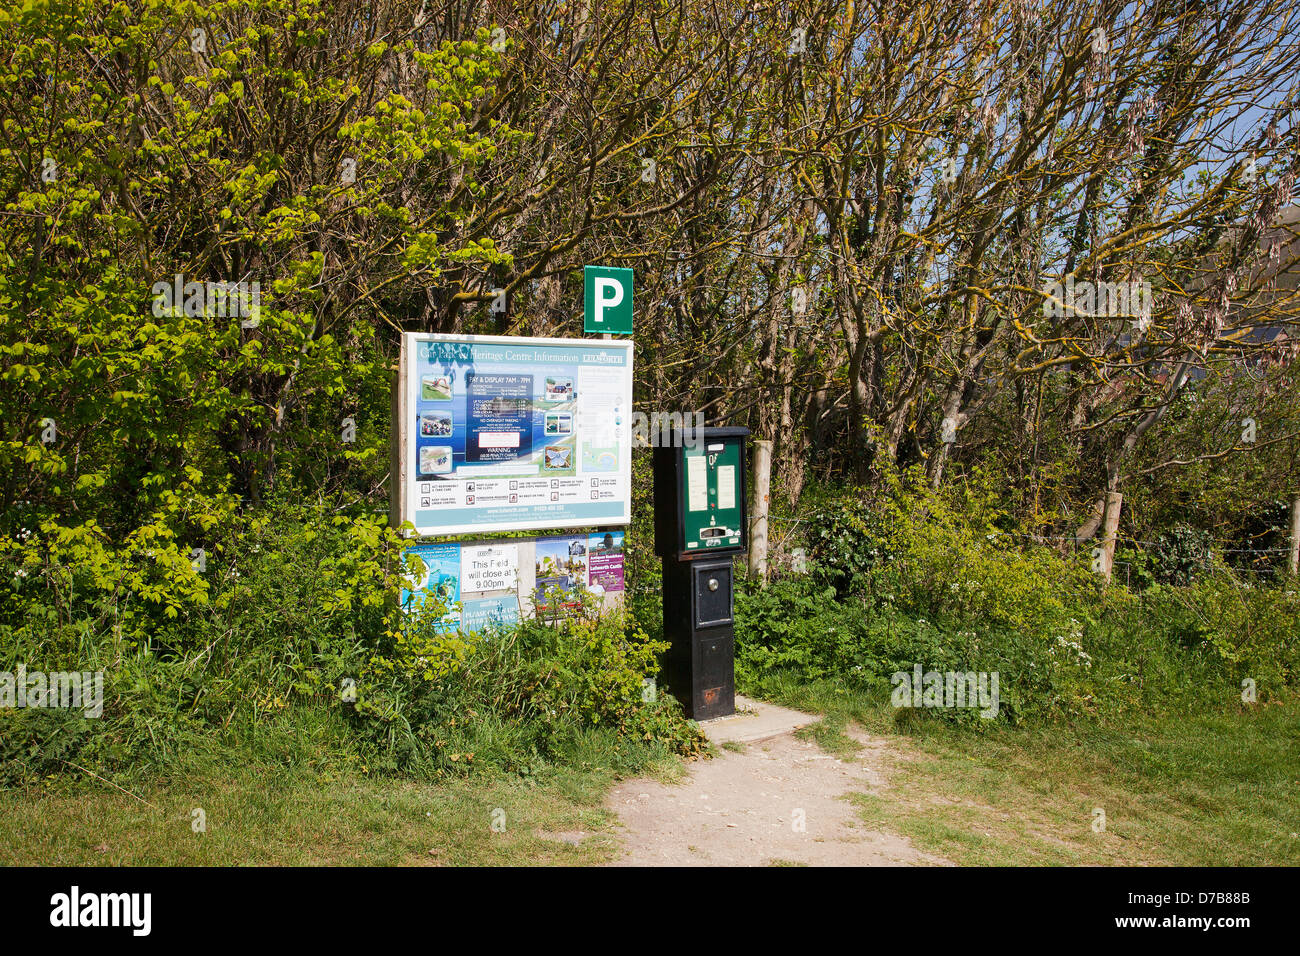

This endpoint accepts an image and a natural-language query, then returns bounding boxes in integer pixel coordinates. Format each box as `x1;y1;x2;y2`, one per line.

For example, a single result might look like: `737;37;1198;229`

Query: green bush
736;473;1300;726
1155;568;1300;695
796;468;1096;637
354;603;705;777
801;493;883;597
735;576;1097;725
0;504;704;786
1150;525;1215;585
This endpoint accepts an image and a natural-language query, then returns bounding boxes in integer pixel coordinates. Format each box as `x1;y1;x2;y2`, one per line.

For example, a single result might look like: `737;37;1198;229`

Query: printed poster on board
533;535;589;615
400;542;461;631
461;543;519;595
461;595;519;635
587;531;625;593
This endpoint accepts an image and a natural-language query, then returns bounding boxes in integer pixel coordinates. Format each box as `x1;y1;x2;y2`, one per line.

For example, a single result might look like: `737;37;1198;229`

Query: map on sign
401;333;634;536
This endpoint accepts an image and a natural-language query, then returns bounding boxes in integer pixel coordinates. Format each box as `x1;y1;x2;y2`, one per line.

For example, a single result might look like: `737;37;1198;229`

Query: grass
7;673;1295;866
0;707;686;866
793;712;861;758
0;761;651;865
745;672;1300;866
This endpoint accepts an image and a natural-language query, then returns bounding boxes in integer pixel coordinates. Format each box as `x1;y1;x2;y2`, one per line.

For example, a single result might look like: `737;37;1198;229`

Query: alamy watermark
0;665;103;718
50;886;150;936
631;410;705;450
891;664;999;719
1042;275;1153;323
151;274;261;327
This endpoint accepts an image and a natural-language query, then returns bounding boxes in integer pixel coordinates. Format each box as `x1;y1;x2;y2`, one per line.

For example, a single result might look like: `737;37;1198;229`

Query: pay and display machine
653;427;749;720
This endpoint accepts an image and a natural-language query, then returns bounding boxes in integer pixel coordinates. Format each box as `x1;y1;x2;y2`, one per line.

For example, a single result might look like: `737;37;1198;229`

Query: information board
400;333;634;536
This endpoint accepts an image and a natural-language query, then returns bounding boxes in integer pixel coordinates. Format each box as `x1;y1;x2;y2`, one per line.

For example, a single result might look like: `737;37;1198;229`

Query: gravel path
605;705;950;867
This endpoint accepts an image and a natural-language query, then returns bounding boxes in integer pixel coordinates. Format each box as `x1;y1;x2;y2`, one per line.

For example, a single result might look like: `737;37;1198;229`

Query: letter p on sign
584;266;633;334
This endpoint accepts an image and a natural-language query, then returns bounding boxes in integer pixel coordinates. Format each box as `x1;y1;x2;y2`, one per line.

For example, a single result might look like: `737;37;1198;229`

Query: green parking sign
584;266;633;334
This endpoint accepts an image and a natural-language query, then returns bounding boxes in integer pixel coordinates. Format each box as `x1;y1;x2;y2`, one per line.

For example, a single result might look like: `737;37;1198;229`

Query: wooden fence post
389;337;408;532
1289;494;1300;576
1097;490;1123;585
748;440;773;584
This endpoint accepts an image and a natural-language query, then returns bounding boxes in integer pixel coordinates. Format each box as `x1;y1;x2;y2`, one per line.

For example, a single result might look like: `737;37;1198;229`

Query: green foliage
737;475;1300;727
353;601;705;777
1148;525;1215;585
0;0;511;556
0;505;702;786
0;3;689;789
809;467;1096;640
1150;567;1300;695
736;580;1099;725
0;706;96;780
802;492;881;596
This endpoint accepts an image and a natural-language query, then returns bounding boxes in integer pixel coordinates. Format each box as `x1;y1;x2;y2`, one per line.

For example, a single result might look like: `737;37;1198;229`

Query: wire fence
760;517;1298;581
989;530;1293;577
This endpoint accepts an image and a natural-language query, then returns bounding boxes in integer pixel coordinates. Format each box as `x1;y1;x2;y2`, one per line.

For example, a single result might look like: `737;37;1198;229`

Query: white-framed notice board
393;332;634;536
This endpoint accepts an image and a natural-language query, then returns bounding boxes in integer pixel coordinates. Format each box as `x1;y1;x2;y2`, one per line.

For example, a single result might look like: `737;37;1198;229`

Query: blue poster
401;543;461;630
466;372;533;463
461;595;519;635
415;344;580;479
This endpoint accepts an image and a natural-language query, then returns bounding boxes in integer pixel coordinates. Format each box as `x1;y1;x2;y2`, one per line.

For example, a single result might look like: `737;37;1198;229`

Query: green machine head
653;426;749;560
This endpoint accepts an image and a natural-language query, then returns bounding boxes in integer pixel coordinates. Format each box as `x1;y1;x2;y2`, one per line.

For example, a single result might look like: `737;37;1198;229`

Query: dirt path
605;698;950;866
